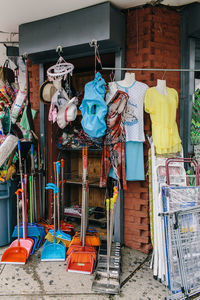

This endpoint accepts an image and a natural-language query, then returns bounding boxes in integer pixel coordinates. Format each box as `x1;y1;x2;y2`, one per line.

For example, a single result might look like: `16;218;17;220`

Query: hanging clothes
108;141;145;181
114;80;148;142
80;72;107;138
100;90;128;190
144;87;181;154
106;80;148;181
190;88;200;145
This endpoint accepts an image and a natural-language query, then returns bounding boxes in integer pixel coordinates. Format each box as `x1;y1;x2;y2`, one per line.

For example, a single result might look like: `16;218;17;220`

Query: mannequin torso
115;72;136;87
156;79;167;96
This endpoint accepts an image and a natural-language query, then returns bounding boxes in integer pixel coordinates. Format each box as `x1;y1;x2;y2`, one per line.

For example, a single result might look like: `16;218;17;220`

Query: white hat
57;97;78;129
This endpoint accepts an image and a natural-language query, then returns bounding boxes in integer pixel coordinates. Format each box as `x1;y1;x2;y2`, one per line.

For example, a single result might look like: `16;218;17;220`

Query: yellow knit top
144;87;181;154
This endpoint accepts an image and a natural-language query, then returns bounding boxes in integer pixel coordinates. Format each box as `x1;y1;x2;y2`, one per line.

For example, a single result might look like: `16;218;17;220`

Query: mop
41;183;66;261
69;147;100;248
66;146;97;274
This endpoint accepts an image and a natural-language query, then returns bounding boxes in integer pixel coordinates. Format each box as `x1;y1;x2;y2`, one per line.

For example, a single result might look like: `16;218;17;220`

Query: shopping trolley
160;158;200;300
149;139;187;282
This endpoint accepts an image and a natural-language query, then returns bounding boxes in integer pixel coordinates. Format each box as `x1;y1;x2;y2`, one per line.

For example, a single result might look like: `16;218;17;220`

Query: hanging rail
102;67;200;72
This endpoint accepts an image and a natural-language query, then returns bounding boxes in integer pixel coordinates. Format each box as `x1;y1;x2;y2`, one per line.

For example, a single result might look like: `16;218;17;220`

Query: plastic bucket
0;178;17;246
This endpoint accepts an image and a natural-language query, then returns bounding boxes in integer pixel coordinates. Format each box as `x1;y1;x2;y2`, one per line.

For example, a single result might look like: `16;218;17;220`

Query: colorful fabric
106;80;148;142
109;141;145;181
144;87;181;154
100;143;127;190
19;106;37;131
100;90;128;190
190;88;200;144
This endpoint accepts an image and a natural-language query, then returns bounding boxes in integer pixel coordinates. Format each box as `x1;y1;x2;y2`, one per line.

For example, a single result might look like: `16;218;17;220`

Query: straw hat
40;80;57;104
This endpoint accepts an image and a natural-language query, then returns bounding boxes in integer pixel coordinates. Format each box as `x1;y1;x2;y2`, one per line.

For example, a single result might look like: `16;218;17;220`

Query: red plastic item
165;157;199;186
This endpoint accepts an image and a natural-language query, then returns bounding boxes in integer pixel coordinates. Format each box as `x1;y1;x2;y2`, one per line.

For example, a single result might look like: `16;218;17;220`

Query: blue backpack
80;72;107;138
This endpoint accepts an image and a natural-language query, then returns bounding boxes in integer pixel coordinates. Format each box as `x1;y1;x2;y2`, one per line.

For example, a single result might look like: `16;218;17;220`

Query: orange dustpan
70;231;100;247
1;189;28;264
67;243;96;256
67;249;96;274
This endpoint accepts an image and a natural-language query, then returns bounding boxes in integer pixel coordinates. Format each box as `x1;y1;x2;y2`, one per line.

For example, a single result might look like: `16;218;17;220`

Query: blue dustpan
30;236;39;255
41;239;66;261
41;182;66;262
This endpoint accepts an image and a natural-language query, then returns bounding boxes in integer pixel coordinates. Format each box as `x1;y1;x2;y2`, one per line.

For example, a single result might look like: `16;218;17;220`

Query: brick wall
124;6;180;253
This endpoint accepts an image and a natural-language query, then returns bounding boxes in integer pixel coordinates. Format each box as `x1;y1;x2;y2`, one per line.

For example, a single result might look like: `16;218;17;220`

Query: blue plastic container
0;178;17;246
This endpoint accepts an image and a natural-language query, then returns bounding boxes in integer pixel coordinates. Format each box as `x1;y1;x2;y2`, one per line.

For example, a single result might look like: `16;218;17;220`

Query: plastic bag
80;72;107;138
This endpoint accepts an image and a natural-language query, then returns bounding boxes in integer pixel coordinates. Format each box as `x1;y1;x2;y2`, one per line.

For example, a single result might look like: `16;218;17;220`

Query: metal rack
161;186;200;300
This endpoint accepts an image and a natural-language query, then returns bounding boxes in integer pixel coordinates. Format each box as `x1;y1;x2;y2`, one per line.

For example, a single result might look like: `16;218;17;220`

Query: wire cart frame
161;186;200;300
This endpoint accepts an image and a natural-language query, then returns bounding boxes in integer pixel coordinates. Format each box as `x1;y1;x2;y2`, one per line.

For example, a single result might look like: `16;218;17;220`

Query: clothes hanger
161;70;166;80
89;39;102;75
47;46;74;82
109;69;115;82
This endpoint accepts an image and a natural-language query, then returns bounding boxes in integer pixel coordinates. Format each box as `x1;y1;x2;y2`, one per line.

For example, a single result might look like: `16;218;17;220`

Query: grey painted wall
181;3;200;156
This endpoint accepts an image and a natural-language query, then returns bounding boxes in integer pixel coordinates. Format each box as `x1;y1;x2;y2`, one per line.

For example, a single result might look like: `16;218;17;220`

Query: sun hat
40;80;57;104
57;97;78;129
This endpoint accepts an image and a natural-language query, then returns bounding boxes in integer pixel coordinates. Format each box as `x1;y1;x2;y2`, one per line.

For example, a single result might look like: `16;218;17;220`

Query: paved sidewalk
0;245;166;300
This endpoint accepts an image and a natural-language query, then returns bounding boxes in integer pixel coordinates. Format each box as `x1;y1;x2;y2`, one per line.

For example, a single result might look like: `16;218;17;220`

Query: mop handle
29;176;33;224
24;175;27;238
30;144;35;222
53;162;56;183
45;183;58;242
56;162;61;230
109;198;115;256
106;198;110;275
38;143;41;170
18;141;25;240
61;159;64;221
31;144;34;172
15;189;23;246
82;146;88;246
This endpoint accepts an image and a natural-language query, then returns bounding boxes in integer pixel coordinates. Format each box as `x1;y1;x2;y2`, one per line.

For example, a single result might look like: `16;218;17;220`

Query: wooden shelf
65;213;106;228
66;176;105;188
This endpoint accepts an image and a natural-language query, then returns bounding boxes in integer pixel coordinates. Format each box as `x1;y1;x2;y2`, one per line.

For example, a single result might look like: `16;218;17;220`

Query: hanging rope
89;39;102;74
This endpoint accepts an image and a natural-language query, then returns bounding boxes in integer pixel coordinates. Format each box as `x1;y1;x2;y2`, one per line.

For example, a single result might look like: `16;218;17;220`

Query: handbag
3;59;15;86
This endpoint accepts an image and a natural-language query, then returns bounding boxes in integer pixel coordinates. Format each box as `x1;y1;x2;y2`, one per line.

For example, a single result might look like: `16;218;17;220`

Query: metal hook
162;70;166;80
89;39;98;48
56;45;63;57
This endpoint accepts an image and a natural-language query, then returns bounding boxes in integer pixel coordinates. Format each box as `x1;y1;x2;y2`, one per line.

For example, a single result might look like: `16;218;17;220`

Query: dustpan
66;147;96;274
70;232;100;247
67;250;96;274
67;244;96;256
41;239;66;262
1;189;28;264
41;183;66;262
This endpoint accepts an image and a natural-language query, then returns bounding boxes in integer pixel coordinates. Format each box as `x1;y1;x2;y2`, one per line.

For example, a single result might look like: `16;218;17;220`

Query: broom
69;146;100;247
